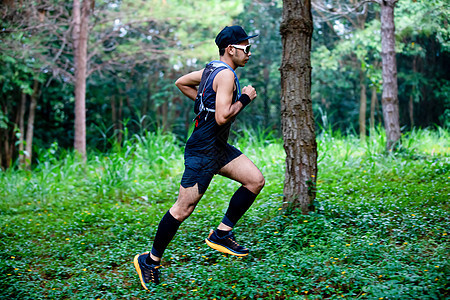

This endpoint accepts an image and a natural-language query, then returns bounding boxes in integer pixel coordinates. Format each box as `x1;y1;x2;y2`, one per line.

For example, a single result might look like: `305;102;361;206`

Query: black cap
215;26;258;49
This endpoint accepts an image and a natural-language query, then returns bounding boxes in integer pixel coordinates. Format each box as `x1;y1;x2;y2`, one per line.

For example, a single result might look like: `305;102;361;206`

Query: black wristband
238;94;251;108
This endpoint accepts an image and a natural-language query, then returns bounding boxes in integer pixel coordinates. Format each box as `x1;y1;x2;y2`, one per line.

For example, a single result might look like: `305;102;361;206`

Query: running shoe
205;230;249;257
133;252;161;289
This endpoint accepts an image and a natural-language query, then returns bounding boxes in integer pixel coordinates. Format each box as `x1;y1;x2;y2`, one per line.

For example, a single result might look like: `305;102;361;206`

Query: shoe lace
227;233;241;248
143;265;161;283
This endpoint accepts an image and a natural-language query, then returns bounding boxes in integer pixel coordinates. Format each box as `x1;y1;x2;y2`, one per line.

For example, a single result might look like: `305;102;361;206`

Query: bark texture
380;0;401;150
18;92;27;166
370;86;378;131
359;70;367;141
72;0;93;160
409;57;417;128
24;79;39;168
280;0;317;214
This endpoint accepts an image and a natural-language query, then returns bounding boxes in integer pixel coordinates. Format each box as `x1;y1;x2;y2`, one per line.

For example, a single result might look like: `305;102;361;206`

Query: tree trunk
408;92;414;129
110;94;117;133
1;105;12;169
18;92;27;166
359;70;367;141
118;96;123;144
263;66;270;129
2;137;11;169
370;86;378;132
141;79;150;130
409;57;417;128
280;0;317;214
160;101;168;133
25;79;39;168
72;0;92;160
125;71;134;121
380;0;401;150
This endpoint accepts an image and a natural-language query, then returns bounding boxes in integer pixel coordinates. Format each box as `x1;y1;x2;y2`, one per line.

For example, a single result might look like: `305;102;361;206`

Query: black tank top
185;61;238;156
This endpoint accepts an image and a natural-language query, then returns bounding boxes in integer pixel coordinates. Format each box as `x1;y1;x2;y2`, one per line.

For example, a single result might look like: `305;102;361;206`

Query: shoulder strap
195;61;241;121
209;60;241;99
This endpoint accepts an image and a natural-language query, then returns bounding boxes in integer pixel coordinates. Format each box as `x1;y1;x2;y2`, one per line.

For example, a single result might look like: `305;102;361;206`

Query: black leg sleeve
151;210;182;258
222;186;257;228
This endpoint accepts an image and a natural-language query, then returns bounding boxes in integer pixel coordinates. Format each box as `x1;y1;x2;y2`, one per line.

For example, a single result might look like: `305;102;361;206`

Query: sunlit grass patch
402;126;450;156
0;127;448;299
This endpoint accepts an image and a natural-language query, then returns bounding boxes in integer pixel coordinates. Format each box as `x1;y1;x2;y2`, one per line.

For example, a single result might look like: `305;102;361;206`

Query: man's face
231;40;251;67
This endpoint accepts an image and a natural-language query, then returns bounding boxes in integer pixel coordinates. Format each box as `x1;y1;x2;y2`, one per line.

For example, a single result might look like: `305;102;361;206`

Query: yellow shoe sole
205;238;249;257
133;252;149;290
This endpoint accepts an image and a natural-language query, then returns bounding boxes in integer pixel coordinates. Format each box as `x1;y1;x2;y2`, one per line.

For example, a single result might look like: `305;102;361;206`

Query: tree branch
312;5;341;38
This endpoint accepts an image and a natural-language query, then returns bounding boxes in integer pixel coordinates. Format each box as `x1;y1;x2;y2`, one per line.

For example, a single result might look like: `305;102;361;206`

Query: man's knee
170;184;202;221
170;205;193;222
246;173;265;194
255;174;265;192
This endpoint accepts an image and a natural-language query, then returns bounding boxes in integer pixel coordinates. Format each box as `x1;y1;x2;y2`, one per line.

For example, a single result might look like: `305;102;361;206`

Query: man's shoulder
214;68;234;82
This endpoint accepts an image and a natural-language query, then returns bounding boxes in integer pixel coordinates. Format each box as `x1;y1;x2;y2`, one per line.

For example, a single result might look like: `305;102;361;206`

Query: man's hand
175;69;203;101
242;85;257;101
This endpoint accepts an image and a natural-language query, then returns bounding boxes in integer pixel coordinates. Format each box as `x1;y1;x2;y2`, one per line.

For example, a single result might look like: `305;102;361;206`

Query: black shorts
181;144;242;194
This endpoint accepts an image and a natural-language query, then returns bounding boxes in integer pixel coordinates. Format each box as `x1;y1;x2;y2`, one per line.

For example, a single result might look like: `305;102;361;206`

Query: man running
134;25;264;289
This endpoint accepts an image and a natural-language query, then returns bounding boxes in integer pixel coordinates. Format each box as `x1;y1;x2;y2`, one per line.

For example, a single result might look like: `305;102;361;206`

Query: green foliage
0;128;448;299
2;0;449;167
396;0;449;52
312;0;449;132
233;0;283;131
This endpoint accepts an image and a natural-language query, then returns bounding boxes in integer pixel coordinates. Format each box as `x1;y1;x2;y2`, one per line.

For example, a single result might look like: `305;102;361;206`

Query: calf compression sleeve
150;210;182;259
222;186;257;228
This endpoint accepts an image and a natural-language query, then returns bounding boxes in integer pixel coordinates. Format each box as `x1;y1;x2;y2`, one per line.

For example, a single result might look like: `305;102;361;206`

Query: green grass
0;128;449;299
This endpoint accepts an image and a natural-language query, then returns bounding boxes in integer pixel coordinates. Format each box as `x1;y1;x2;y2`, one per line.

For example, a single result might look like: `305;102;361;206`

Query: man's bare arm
214;70;257;126
175;69;204;101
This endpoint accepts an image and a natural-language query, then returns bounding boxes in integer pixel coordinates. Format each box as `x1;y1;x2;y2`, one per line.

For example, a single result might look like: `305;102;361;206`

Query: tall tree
313;0;373;140
0;1;46;169
72;0;94;160
378;0;401;150
312;0;401;149
18;92;27;166
394;0;448;129
280;0;318;214
24;79;40;168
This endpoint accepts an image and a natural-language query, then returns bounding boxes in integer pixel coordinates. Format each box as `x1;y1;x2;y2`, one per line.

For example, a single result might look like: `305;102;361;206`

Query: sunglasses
231;44;252;54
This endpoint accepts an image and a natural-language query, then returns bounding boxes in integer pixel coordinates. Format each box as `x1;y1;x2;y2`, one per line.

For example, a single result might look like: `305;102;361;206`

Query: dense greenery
1;128;448;299
1;0;449;167
1;0;449;297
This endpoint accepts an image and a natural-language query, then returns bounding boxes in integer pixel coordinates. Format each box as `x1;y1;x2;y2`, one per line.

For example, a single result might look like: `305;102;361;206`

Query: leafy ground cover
0;128;449;299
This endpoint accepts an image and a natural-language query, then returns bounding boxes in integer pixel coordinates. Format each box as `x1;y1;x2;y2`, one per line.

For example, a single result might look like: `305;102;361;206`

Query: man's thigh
218;154;264;193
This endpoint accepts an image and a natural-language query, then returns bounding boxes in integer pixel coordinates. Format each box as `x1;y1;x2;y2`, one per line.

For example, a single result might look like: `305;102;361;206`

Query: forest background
1;0;449;298
1;0;448;168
